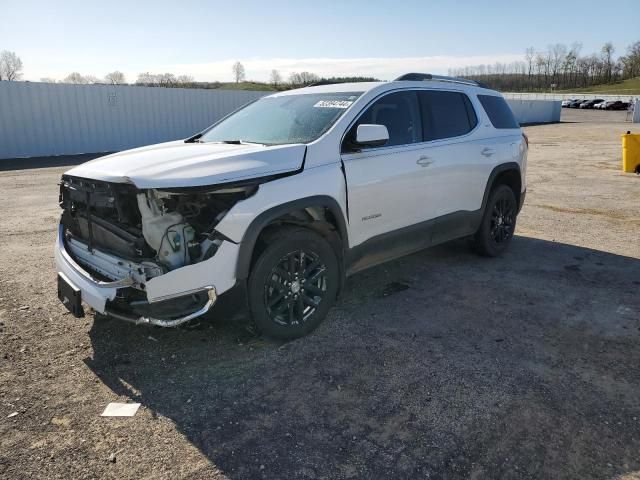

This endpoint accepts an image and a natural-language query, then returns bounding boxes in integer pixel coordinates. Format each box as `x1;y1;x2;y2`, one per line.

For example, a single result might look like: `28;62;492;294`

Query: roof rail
394;73;486;88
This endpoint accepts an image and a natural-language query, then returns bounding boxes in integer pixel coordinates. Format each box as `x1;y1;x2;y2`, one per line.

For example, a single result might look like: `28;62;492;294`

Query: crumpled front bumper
55;224;240;325
55;225;123;314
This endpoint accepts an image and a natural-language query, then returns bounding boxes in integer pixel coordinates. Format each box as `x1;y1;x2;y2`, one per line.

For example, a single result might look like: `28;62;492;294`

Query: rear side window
477;95;519;129
419;91;478;141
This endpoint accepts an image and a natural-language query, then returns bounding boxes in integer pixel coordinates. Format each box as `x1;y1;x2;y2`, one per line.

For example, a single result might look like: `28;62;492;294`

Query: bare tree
0;50;24;81
549;43;567;84
524;47;535;89
157;73;176;85
601;42;615;82
232;61;245;83
63;72;88;84
176;74;194;84
269;69;282;87
104;71;126;84
136;72;158;85
620;41;640;79
289;71;319;87
134;72;191;87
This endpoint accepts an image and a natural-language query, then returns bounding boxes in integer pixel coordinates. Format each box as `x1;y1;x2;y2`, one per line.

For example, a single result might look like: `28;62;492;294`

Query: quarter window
477;94;519;129
344;91;422;150
419;91;478;141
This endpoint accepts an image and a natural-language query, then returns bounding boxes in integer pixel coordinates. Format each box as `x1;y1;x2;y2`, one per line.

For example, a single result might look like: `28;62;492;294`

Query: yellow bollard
622;131;640;173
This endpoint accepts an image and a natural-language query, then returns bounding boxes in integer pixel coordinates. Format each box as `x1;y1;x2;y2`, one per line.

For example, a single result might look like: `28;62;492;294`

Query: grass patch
211;81;279;91
558;77;640;95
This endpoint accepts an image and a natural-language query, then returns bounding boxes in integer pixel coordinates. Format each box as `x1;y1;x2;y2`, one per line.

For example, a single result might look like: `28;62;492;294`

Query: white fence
506;99;562;124
0;82;267;160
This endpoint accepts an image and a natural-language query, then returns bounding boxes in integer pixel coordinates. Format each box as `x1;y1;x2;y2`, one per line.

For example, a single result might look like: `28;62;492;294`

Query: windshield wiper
198;139;267;146
218;139;267;146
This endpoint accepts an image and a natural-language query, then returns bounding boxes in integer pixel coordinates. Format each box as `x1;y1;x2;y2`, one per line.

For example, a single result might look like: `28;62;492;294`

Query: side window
419;91;478;141
344;91;422;150
477;94;519;129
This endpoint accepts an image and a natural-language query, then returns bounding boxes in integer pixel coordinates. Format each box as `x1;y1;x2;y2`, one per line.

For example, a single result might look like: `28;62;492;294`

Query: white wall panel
0;82;267;160
506;99;562;124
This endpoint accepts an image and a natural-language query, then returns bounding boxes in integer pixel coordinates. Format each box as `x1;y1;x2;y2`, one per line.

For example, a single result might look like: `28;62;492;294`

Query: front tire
247;227;340;340
472;184;518;257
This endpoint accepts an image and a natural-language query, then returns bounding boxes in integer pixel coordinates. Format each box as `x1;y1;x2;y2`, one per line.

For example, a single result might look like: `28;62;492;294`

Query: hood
65;141;306;189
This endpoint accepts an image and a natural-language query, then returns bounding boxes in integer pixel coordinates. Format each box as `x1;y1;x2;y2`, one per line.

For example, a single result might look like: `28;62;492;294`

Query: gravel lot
1;109;639;479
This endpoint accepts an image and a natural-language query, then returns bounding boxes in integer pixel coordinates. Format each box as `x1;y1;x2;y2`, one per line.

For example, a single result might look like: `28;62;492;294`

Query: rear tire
247;226;340;340
472;184;518;257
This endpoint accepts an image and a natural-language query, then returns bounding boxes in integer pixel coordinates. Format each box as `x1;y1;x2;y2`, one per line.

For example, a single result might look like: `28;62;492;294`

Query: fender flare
480;162;522;212
235;195;349;280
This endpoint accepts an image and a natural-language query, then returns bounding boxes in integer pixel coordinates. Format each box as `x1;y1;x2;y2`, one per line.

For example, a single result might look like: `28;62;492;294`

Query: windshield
200;92;362;145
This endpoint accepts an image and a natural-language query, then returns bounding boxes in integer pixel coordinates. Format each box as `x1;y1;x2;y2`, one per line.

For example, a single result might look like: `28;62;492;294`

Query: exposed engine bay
59;175;255;289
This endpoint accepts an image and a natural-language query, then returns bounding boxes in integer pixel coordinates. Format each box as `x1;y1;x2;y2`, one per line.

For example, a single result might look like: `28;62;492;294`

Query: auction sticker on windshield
314;100;354;109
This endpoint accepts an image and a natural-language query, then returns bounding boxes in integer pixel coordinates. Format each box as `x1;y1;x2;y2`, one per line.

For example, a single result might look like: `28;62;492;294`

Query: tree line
0;54;376;91
3;44;640;92
231;62;377;89
448;40;640;92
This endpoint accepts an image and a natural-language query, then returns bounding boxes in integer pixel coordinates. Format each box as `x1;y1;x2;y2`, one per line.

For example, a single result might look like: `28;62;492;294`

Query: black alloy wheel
489;194;516;247
264;249;327;326
248;227;340;339
472;184;518;257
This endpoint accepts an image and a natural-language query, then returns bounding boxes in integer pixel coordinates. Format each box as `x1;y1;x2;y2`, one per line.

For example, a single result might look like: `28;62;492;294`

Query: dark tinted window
419;91;477;141
477;94;519;129
344;91;421;150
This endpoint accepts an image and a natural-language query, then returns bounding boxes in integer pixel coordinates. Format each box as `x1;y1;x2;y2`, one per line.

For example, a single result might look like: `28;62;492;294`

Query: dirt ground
1;108;639;479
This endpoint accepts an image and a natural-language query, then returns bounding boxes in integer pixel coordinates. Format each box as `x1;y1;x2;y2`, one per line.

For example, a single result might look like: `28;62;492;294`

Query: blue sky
1;0;638;82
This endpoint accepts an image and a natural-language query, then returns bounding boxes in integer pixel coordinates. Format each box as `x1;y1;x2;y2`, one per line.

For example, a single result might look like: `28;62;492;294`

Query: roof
268;82;383;96
269;78;495;98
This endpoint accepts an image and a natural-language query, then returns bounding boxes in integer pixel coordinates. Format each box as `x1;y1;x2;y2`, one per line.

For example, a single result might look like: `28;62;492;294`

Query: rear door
416;90;488;226
341;90;435;247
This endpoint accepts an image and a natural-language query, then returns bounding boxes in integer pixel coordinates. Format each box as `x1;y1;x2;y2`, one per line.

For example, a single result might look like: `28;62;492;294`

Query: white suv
56;73;528;339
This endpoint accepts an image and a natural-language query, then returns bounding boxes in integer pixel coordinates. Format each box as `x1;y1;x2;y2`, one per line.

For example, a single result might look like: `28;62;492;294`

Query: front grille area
59;176;152;260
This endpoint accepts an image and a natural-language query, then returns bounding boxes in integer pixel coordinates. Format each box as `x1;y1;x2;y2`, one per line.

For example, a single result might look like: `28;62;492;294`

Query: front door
340;90;435;248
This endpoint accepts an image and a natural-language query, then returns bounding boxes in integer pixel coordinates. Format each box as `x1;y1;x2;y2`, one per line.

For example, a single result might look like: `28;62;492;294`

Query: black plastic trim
346;217;436;275
480;162;522;211
345;209;482;276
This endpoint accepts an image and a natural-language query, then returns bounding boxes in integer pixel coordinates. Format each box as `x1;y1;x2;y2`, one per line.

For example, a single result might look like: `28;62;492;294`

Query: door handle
417;156;433;167
481;147;496;157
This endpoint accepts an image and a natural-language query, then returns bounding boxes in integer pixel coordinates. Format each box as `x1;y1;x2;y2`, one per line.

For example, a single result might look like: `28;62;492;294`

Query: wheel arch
235;195;349;280
481;162;522;212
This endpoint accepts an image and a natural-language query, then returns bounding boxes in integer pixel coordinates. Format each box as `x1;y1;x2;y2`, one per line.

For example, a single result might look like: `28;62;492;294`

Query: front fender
213;164;348;280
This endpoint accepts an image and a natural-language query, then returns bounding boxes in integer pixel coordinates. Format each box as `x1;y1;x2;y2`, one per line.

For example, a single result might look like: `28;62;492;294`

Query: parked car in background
55;73;528;339
597;100;614;110
569;99;585;108
606;100;630;110
562;99;578;108
579;99;605;109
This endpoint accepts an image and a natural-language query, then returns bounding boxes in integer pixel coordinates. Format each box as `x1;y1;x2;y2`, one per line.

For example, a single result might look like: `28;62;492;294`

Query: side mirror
355;124;389;148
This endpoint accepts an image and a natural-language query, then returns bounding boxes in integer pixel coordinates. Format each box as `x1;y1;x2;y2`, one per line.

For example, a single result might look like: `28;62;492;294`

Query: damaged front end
57;175;254;325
